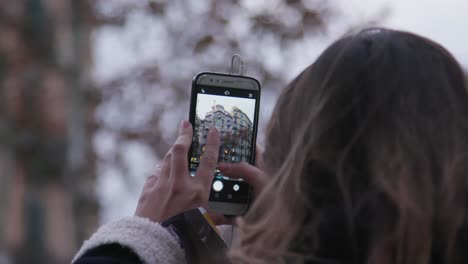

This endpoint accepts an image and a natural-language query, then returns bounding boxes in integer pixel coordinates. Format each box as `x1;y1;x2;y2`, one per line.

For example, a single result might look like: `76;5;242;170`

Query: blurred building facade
0;0;344;262
0;1;98;263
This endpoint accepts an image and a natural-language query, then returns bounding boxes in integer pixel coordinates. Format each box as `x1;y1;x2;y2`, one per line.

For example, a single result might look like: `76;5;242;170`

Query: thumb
218;162;267;196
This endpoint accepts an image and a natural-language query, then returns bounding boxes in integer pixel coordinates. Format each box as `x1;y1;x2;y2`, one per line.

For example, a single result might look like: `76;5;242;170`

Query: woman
73;28;468;263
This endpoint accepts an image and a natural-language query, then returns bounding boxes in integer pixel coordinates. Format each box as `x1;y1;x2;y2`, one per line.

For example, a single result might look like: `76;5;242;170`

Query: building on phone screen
192;103;252;166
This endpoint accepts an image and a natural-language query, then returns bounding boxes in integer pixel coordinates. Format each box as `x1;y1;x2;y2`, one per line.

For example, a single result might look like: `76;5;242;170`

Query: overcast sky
340;0;468;67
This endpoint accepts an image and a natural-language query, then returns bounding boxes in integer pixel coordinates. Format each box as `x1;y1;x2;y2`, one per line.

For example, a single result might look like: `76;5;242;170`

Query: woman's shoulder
72;216;186;264
73;243;142;264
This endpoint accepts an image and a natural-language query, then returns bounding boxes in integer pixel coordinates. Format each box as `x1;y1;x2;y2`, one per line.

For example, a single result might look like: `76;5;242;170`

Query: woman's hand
135;120;220;223
207;145;268;225
218;161;268;197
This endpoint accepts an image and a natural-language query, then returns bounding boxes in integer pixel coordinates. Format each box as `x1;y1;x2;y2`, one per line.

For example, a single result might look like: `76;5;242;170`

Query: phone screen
189;84;259;204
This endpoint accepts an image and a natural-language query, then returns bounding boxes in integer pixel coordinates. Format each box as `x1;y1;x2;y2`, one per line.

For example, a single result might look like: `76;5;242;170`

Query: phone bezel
189;72;261;216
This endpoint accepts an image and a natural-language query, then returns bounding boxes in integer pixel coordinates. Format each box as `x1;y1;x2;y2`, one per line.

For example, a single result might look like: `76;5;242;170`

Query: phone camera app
213;180;223;192
190;92;255;170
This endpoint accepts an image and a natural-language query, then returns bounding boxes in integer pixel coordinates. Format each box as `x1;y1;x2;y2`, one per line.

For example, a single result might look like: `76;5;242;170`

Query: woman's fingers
218;162;268;196
144;165;161;188
169;120;193;180
196;128;220;186
145;174;159;187
135;123;222;223
255;144;265;169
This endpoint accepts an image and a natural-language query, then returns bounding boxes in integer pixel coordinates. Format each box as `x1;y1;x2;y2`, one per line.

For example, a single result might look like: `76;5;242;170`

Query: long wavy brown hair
230;28;468;264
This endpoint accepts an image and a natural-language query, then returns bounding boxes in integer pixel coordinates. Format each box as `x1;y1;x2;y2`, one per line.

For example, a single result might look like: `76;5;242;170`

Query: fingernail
209;127;219;137
218;162;229;170
180;120;190;129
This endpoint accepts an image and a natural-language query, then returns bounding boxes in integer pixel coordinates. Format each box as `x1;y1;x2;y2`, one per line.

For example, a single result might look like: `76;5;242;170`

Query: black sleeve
73;243;143;264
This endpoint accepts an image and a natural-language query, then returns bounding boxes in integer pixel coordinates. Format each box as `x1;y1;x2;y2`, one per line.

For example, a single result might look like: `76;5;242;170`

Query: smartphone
188;72;261;215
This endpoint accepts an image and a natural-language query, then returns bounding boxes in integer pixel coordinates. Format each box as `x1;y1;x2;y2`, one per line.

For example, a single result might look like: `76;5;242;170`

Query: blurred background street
0;0;467;263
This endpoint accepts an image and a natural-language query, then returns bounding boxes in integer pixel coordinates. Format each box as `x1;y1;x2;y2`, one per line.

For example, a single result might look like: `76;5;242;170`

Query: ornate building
0;1;98;263
193;103;253;165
